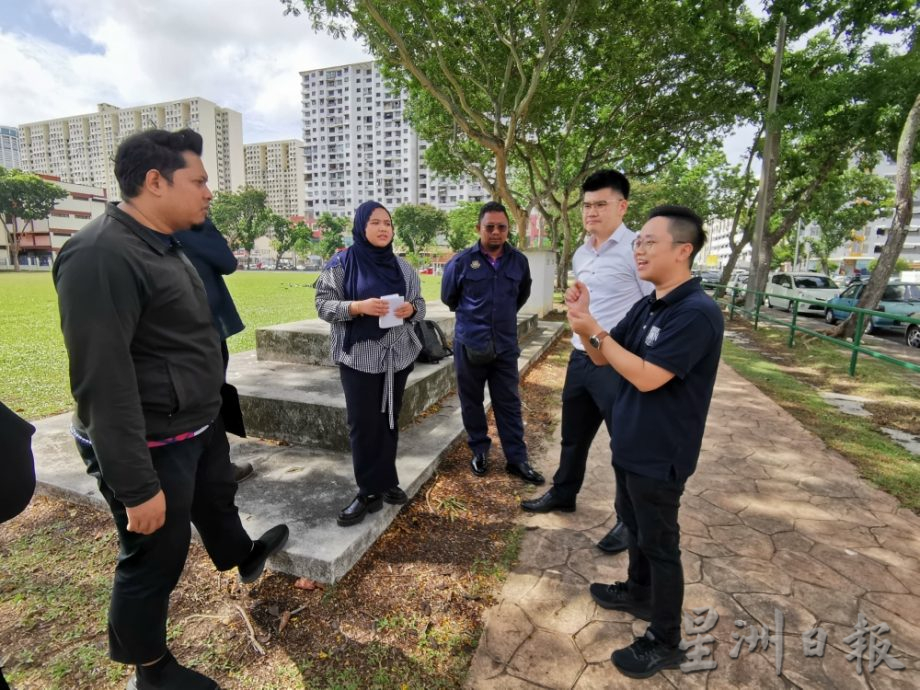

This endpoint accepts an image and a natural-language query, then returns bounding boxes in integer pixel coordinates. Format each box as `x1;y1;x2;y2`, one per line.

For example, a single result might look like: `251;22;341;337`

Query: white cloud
0;0;371;142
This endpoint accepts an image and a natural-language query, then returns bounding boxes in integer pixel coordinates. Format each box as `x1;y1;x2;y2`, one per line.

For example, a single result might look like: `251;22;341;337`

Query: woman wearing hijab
315;201;426;526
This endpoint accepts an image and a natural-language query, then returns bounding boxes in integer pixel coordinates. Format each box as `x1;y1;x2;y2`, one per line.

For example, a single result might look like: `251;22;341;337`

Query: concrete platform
31;319;567;583
236;311;542;448
253;306;535;367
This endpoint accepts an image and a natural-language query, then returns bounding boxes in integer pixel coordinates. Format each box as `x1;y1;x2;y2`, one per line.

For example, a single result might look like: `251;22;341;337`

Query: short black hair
478;200;509;225
647;204;706;266
114;128;204;199
582;169;630;199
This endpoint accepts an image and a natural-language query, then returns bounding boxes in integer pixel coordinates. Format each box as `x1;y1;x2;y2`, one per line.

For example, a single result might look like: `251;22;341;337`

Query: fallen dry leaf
294;577;322;591
278;610;292;633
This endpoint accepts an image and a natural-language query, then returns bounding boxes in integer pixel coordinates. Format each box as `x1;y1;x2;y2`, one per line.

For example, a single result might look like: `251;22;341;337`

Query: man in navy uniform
521;170;651;558
441;201;543;485
567;205;723;678
174;217;253;482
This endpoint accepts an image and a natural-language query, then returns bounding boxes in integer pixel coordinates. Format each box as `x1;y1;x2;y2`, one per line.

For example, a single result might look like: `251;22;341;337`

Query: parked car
728;275;751;305
825;282;920;334
906;320;920;348
765;272;839;314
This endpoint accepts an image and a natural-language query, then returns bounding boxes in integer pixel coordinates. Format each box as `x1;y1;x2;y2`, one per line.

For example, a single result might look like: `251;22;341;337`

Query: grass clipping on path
0;335;569;690
721;321;920;511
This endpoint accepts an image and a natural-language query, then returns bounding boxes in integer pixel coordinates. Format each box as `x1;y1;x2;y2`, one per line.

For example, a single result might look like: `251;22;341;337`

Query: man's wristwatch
588;330;609;349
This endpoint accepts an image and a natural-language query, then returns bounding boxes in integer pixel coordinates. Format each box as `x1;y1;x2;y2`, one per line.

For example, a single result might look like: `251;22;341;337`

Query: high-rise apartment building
244;140;306;218
301;61;487;217
1;126;20;169
18;98;243;199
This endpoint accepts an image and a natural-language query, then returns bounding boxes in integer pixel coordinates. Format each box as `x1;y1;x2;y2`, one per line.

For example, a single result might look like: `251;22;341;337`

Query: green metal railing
705;282;920;377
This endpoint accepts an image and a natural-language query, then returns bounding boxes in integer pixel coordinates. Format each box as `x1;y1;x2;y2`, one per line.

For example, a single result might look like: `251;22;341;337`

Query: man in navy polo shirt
567;204;723;678
442;201;544;485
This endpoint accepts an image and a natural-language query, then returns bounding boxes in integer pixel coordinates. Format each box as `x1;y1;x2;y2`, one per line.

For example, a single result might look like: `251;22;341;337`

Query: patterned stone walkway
465;362;920;689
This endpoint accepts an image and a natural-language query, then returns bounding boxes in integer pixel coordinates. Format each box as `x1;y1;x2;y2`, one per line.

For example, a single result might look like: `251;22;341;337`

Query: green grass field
0;271;443;421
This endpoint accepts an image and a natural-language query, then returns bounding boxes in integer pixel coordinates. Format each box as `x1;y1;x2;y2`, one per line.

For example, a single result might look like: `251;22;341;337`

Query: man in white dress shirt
522;169;652;553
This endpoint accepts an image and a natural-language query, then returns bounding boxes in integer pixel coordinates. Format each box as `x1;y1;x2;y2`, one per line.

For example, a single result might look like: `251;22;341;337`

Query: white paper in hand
378;294;404;328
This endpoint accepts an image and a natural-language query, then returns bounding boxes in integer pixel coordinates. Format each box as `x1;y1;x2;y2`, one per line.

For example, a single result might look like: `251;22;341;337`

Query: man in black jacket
53;128;288;690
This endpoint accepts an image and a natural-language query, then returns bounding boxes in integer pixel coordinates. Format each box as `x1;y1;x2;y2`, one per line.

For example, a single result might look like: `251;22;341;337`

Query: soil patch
0;331;570;690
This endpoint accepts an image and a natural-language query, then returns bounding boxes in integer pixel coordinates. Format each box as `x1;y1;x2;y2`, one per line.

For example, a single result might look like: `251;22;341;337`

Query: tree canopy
392;203;447;253
0;168;68;270
315;212;349;260
209;187;270;256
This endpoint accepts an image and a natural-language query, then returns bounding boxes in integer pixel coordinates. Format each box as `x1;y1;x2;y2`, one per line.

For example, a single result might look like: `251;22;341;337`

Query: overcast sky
0;0;755;162
0;0;371;143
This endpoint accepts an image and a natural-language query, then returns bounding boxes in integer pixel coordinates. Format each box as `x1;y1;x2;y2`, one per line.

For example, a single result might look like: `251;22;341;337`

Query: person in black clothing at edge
174;217;253;483
0;402;37;690
52;128;289;690
567;205;724;679
441;201;544;485
520;170;652;558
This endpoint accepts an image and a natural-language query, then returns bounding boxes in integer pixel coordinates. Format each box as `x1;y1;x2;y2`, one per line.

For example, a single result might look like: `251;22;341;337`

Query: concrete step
31;319;568;583
237;311;543;449
227;351;456;450
255;305;538;366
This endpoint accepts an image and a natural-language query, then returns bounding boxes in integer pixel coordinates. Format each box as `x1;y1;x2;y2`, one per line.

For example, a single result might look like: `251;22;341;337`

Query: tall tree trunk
10;216;21;272
831;91;920;339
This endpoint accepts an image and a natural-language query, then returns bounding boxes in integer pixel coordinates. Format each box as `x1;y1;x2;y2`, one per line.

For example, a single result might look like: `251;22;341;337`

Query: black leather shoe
238;524;290;583
505;462;545;485
232;461;254;483
337;494;383;527
471;453;488;476
521;490;575;513
611;629;685;678
589;581;652;620
383;486;408;504
127;650;220;689
597;519;630;553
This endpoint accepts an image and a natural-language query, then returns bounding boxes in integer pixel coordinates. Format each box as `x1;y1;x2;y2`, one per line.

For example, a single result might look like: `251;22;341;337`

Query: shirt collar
648;276;703;309
106;202;170;256
583;223;631;251
475;240;508;260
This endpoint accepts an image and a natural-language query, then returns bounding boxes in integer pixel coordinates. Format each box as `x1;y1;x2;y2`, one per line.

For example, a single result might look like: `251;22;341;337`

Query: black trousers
551;350;620;501
614;465;686;647
79;420;252;664
339;364;413;495
454;346;528;465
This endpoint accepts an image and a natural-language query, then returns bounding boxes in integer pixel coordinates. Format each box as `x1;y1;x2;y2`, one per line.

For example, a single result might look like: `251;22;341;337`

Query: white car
766;272;840;314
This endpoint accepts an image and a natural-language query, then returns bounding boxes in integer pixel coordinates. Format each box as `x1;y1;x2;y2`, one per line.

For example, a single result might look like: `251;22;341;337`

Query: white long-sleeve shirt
571;223;653;351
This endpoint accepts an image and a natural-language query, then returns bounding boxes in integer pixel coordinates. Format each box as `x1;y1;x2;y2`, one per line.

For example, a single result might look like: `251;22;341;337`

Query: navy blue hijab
333;201;405;351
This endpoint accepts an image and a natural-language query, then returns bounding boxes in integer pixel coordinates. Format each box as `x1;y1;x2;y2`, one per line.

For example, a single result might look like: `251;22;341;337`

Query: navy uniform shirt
610;277;723;482
174;219;244;341
441;241;532;354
